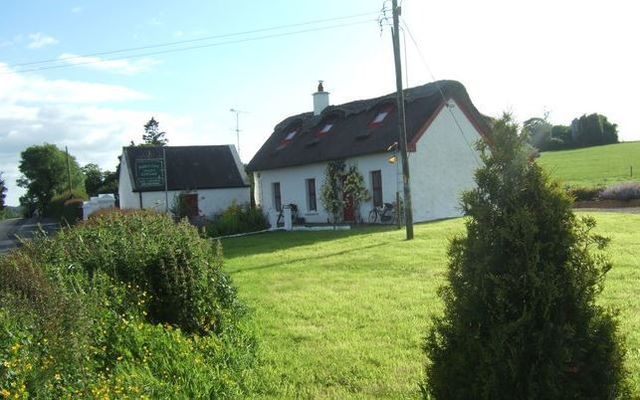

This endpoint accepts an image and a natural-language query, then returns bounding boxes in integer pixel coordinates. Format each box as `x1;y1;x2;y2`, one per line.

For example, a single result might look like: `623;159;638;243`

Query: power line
4;18;378;75
7;11;382;69
400;18;482;166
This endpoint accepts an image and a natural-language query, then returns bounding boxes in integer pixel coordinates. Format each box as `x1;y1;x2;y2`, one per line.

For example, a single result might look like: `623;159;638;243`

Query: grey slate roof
123;145;248;192
247;80;490;172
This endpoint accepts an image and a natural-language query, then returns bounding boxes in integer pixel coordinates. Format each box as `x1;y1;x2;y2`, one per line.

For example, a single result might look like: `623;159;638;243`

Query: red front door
182;193;199;218
343;194;355;222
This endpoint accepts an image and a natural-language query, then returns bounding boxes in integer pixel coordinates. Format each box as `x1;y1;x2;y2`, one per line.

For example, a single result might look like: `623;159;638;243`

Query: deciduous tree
573;113;618;148
17;144;85;216
82;163;103;197
0;172;6;211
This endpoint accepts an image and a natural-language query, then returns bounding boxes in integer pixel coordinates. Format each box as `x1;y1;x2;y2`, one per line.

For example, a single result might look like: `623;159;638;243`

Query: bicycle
368;202;395;224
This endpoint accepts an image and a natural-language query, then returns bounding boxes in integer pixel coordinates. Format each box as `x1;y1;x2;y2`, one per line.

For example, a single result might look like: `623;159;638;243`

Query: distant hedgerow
599;182;640;201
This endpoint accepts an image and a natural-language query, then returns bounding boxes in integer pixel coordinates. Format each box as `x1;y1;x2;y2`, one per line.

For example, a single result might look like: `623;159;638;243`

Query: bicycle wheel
368;209;378;224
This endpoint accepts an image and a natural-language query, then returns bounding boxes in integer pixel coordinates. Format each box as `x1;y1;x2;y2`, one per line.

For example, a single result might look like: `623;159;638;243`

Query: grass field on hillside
537;141;640;187
223;212;640;398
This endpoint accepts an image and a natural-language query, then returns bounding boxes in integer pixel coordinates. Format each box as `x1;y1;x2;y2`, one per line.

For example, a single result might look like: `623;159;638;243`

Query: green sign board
135;158;165;188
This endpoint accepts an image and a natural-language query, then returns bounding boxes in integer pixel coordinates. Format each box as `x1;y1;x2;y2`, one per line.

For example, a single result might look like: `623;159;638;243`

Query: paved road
0;217;60;254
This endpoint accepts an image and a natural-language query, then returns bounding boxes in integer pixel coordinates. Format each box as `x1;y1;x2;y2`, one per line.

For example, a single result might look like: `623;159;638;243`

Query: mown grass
223;212;640;399
537;141;640;187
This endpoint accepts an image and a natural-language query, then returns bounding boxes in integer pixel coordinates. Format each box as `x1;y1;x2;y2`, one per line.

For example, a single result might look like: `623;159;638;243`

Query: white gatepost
283;205;293;231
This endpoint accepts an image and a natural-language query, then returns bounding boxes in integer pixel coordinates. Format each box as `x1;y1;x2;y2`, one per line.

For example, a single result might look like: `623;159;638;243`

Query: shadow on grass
226;239;397;274
221;225;401;260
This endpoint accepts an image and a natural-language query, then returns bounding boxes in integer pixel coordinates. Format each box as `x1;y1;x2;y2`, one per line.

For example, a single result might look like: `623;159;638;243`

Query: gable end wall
408;99;483;221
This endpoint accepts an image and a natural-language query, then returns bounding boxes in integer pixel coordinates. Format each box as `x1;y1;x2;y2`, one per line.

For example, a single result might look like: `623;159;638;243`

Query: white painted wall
408;99;483;221
118;149;250;216
133;187;250;217
254;152;399;223
118;152;138;208
253;98;483;224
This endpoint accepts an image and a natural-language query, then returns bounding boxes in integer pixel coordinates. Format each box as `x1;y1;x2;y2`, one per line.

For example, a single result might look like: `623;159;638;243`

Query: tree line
13;117;168;218
524;112;618;152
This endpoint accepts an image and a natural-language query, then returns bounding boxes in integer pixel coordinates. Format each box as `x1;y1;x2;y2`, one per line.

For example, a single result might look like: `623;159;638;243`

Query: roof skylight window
284;130;297;141
319;123;333;134
372;111;389;124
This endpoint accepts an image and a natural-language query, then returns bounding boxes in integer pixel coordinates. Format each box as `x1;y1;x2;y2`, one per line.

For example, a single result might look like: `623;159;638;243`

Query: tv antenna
229;108;248;157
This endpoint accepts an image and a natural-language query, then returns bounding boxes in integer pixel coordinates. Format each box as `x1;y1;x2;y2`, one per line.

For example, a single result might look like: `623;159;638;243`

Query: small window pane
285;130;297;140
373;111;389;124
273;182;282;211
371;171;382;207
306;178;317;211
320;123;333;133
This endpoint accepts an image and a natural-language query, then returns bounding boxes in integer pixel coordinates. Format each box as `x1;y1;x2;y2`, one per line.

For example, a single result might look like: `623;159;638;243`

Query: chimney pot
312;80;329;116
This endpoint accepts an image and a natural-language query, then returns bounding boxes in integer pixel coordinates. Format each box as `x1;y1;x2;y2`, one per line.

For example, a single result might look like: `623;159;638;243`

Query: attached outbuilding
246;80;491;223
118;145;250;218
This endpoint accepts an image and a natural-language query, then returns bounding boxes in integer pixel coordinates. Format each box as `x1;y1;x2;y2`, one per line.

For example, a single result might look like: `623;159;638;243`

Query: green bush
206;202;268;237
0;210;258;398
423;115;630;399
46;189;87;222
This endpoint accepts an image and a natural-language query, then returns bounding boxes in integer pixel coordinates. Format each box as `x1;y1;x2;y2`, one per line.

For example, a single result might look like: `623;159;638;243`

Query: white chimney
312;80;329;116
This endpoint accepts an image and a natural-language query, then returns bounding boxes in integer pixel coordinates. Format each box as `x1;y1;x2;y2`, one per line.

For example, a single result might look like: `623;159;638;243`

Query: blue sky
1;0;639;205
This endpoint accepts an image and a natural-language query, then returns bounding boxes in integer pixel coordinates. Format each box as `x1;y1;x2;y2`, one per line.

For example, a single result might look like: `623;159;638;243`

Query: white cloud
58;53;160;75
71;6;82;13
0;64;215;206
27;33;59;49
0;63;149;103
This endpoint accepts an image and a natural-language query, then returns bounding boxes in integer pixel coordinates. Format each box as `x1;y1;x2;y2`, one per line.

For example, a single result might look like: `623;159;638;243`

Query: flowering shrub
599;182;640;201
0;210;258;398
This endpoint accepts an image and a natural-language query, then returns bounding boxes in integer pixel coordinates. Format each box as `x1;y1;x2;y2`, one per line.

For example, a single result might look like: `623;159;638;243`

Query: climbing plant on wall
343;165;370;222
320;160;369;224
321;160;345;224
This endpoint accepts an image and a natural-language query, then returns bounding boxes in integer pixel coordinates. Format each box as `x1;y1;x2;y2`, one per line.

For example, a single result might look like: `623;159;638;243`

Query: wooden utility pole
162;146;169;213
391;0;414;240
65;146;72;194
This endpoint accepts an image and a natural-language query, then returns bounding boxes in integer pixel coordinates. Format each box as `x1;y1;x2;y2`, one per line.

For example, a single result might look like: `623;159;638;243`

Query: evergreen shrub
423;115;630;399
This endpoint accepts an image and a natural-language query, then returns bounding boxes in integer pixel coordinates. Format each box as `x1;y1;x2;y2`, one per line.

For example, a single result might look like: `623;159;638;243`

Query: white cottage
247;80;490;223
119;145;249;217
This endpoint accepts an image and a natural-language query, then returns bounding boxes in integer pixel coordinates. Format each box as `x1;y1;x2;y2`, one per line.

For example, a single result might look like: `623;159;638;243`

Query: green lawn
223;212;640;399
537;141;640;187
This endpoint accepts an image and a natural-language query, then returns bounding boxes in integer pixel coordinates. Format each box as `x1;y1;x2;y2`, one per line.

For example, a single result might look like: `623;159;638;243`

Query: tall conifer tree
423;115;629;399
